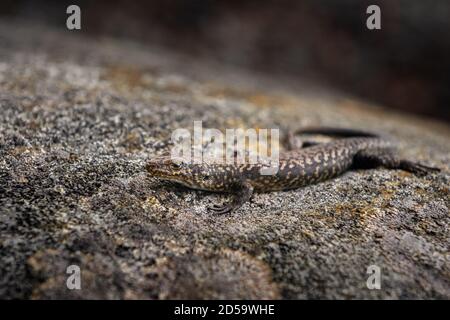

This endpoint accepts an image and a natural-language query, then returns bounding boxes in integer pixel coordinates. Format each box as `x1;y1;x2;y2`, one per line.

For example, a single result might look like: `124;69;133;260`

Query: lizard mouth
146;162;170;177
146;162;186;182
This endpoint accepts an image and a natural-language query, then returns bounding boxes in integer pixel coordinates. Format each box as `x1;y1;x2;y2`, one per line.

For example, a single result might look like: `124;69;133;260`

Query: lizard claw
209;203;234;214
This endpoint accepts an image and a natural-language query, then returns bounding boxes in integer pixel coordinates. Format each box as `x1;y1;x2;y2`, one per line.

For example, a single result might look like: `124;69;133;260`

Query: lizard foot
208;181;254;215
209;202;235;214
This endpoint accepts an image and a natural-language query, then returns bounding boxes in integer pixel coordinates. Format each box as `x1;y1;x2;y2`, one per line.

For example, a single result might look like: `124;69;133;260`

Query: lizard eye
170;162;182;169
202;175;210;181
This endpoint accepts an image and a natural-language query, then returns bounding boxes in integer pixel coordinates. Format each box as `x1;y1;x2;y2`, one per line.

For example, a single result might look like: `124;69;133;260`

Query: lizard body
146;128;440;213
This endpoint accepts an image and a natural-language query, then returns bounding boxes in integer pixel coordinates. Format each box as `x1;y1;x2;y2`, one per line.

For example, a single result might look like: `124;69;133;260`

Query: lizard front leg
209;181;254;214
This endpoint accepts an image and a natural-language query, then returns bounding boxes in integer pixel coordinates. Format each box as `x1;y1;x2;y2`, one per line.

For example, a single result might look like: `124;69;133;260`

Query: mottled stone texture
0;21;449;299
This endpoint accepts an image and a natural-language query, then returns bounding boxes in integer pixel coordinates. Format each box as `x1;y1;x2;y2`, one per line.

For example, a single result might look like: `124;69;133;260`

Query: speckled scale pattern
147;137;393;192
241;137;392;191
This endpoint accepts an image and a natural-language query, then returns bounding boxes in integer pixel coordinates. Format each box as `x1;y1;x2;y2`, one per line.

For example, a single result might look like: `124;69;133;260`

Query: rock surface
0;21;449;299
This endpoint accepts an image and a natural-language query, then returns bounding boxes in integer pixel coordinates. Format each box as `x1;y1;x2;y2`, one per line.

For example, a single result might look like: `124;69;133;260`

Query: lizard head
146;155;235;191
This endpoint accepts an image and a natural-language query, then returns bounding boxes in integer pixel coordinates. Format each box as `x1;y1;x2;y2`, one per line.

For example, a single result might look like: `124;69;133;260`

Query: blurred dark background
1;0;449;121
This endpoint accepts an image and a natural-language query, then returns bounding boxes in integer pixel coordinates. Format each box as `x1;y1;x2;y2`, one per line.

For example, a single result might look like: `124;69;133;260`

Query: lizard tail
294;127;379;138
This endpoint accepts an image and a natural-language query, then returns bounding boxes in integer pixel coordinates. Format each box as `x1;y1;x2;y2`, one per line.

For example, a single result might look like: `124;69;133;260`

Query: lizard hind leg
397;160;440;176
353;149;440;176
282;130;321;151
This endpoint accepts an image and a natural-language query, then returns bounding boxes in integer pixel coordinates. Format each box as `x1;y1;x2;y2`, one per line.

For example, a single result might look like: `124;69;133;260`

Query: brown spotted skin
146;137;390;192
146;131;439;213
245;137;391;191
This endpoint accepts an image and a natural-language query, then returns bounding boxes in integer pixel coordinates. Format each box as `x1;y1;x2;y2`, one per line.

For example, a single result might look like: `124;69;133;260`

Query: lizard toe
209;203;234;214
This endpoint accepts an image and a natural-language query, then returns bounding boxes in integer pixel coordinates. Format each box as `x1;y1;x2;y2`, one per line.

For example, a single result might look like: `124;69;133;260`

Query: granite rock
0;21;449;299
